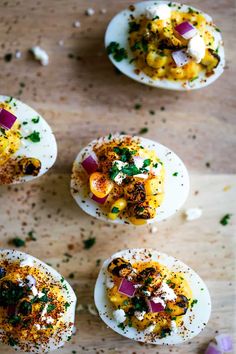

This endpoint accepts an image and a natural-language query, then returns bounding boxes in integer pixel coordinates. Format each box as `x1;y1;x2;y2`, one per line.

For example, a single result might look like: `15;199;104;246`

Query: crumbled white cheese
34;324;41;330
31;46;49;66
46;316;54;324
142;290;151;297
151;225;158;234
15;50;21;59
151;296;166;308
134;311;146;321
31;285;38;296
20;257;34;267
100;8;107;14
134;283;142;289
145;4;171;20
112;160;127;185
41;304;48;318
154;282;177;302
184;208;202;221
113;309;126;323
145;323;156;334
187;34;206;63
73;20;81;28
85;8;95;16
87;303;98;316
171;320;178;334
106;276;115;289
38;291;46;298
58;39;64;46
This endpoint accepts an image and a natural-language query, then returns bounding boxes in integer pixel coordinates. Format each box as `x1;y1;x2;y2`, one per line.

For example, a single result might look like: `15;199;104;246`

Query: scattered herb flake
25;131;40;143
220;214;232;226
83;237;96;249
32;116;40;124
173;172;178;176
10;237;25;248
111;206;120;214
139;127;148;134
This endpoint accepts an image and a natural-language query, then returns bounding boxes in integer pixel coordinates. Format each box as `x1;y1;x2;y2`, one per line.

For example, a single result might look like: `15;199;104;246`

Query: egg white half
105;1;225;90
0;95;57;184
94;248;211;345
0;249;77;353
71;134;190;224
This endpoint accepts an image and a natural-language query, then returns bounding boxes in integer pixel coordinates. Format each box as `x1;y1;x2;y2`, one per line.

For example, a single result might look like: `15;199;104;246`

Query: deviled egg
105;1;225;90
71;134;189;225
0;95;57;184
94;248;211;344
0;249;76;352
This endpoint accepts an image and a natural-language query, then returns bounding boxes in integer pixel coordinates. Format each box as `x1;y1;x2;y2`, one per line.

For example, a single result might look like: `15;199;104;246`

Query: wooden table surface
0;0;235;353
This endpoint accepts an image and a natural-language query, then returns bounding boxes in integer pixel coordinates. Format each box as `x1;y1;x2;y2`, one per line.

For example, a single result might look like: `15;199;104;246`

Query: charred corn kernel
145;178;160;196
108;198;127;220
90;172;113;198
129;217;147;225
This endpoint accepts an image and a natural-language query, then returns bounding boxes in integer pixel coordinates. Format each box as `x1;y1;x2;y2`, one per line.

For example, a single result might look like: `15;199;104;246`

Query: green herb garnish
111;207;120;214
83;237;96;249
47;304;56;313
128;21;140;33
32;116;40;124
107;42;128;62
139;127;148;134
25;131;40;143
10;237;25;247
191;299;198;308
172;172;178;176
220;214;232;226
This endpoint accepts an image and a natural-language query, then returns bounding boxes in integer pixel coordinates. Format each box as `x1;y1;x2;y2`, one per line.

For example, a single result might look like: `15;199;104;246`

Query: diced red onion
215;334;233;353
81;154;98;175
175;21;197;39
147;300;164;313
205;342;222;354
25;275;37;288
172;50;190;67
91;193;108;204
0;108;17;130
118;278;136;298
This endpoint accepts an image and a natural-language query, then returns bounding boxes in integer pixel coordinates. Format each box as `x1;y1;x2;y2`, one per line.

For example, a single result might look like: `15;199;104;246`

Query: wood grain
0;0;235;353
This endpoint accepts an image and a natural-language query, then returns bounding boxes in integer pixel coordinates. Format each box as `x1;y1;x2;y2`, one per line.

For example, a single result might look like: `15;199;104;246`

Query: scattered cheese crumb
87;303;98;316
113;309;126;323
73;20;81;28
145;4;171;20
151;225;158;233
15;50;21;59
85;8;95;16
31;46;49;66
185;208;202;221
100;8;107;14
134;311;146;321
106;275;115;289
58;39;64;47
145;323;156;334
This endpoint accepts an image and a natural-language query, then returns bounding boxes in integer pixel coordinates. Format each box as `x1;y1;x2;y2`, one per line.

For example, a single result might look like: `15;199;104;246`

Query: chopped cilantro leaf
111;206;120;214
143;159;151;168
47;304;56;313
109;163;120;180
191;299;198;308
83;237;96;249
32;116;40;123
117;323;126;330
121;164;140;176
172;172;178;176
25;131;40;143
220;214;232;226
107;42;128;62
128;21;140;33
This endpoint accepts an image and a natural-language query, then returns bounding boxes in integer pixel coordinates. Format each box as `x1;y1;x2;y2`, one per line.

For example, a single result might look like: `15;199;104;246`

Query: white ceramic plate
71;134;190;224
94;248;211;344
105;1;225;90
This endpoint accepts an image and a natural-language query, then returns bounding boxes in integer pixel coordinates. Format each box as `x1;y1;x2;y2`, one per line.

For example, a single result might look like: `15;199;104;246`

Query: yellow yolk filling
107;260;192;335
129;10;219;81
